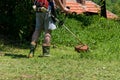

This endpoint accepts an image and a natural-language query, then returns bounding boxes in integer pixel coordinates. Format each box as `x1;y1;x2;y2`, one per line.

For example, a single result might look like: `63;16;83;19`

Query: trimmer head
75;44;89;53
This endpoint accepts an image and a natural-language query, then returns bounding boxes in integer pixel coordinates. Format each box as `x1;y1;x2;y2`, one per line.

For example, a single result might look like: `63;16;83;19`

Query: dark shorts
35;12;56;31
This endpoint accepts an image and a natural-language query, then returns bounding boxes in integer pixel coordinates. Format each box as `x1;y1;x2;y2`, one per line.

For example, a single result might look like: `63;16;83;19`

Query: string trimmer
52;11;89;53
62;23;89;52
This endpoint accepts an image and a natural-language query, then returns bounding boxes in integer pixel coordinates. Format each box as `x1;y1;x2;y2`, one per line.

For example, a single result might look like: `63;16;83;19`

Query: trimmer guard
75;44;89;52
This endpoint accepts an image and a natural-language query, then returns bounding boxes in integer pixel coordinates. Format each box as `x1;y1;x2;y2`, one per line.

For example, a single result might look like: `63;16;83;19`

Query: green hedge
0;0;35;41
0;0;120;42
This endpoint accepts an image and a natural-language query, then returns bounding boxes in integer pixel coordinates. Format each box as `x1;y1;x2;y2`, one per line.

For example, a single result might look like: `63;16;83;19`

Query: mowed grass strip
0;15;120;80
0;45;120;80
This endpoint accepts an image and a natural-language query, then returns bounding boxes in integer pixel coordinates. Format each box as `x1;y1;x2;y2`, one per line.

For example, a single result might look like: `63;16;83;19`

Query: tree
100;0;107;18
0;0;34;41
78;0;85;5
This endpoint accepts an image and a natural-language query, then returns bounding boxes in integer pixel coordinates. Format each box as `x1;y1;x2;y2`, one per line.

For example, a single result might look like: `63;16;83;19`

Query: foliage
0;0;120;41
0;0;35;40
93;0;120;16
51;14;119;46
0;1;120;79
0;14;120;80
50;15;120;61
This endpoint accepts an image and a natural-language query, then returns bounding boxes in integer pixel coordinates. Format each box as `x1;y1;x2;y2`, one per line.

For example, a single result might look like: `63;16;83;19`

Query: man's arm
54;0;69;13
61;0;66;7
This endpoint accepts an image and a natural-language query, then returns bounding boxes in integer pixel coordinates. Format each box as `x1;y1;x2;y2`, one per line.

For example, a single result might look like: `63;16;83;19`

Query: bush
0;0;35;41
51;14;120;47
0;0;120;43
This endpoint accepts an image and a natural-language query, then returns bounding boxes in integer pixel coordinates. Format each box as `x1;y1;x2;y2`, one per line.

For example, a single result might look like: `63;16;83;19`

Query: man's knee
45;33;51;38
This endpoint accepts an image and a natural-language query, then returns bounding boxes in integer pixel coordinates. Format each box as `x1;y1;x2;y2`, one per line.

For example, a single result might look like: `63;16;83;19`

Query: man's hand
54;0;71;14
32;5;36;11
63;7;71;14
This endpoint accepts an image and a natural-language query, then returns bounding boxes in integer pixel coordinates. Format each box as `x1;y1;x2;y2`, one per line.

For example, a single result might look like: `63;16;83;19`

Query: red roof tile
66;0;118;19
66;2;85;14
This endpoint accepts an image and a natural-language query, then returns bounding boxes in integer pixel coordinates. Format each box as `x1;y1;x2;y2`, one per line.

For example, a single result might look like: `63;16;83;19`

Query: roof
66;0;118;19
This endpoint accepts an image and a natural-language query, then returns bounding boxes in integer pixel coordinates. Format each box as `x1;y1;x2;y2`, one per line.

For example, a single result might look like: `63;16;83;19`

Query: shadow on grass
0;34;31;49
4;53;27;59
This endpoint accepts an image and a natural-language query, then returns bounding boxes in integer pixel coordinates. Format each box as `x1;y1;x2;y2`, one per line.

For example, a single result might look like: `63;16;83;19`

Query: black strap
49;1;57;22
47;0;50;2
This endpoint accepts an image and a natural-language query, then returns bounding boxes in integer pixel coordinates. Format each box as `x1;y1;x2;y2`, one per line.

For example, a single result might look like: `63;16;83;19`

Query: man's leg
28;29;41;58
42;30;51;56
28;12;43;58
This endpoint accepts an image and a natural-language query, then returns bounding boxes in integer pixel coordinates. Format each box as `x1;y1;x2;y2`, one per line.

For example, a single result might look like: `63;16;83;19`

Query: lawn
0;15;120;80
0;45;120;80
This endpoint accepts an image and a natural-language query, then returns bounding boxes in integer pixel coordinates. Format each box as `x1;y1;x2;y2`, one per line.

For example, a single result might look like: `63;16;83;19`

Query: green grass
0;15;120;80
0;45;120;80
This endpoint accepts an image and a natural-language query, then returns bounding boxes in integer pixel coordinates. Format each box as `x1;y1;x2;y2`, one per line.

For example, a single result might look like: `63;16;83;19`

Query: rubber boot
42;46;50;57
28;44;36;58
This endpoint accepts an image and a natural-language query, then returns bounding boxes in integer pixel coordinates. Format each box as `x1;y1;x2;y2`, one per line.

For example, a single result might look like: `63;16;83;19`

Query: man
28;0;70;58
54;0;67;12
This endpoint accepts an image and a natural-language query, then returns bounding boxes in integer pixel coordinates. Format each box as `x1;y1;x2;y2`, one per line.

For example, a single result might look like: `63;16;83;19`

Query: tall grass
51;15;120;61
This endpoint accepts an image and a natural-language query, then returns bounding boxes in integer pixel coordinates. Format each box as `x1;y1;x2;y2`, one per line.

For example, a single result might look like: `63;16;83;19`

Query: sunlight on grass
0;15;120;80
0;45;120;80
